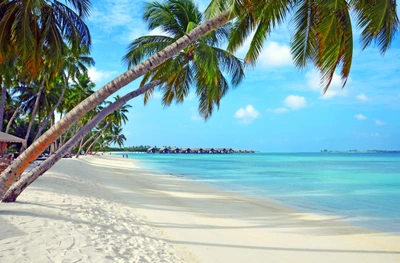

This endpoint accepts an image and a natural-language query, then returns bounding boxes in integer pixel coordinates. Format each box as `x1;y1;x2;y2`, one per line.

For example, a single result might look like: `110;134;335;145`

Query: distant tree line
106;146;179;152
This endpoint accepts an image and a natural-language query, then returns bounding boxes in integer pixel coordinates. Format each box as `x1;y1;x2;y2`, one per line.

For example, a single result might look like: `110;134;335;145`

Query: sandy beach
1;155;399;262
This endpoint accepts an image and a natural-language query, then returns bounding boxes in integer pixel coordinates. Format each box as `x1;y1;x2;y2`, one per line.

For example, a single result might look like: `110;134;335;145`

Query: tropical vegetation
0;0;398;201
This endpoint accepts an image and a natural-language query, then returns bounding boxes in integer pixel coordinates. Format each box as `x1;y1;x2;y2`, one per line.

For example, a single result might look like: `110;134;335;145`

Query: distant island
321;149;400;153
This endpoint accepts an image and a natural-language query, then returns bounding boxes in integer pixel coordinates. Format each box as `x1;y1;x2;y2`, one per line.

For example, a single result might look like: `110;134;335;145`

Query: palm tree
2;80;159;202
108;126;126;149
123;0;244;120
1;0;398;199
34;46;95;140
106;95;131;126
0;0;91;77
0;55;18;131
85;96;131;154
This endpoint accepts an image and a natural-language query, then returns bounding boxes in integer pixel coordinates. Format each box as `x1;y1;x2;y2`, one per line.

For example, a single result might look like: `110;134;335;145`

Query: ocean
112;152;400;232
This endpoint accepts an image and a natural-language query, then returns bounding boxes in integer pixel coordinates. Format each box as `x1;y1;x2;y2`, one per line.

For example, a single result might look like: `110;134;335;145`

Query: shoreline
109;152;400;233
1;155;399;262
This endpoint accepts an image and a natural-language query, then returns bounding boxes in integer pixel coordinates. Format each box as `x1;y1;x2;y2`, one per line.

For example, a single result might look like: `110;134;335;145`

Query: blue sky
84;0;400;152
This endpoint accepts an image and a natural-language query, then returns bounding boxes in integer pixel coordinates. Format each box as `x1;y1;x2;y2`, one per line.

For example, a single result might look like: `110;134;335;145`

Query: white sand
1;155;399;262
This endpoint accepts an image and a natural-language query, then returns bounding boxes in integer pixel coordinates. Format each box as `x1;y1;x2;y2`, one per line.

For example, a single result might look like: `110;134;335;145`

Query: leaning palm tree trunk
85;122;110;155
5;106;20;134
33;84;66;141
76;137;84;155
2;80;160;202
0;84;6;132
76;126;104;158
23;80;45;148
0;11;230;198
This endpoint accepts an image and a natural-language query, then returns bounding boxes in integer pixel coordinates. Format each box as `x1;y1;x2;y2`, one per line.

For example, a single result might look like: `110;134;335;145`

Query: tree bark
0;11;230;198
77;138;84;155
85;122;110;155
2;80;160;202
76;127;103;158
33;83;66;141
23;79;45;148
5;106;20;134
0;82;6;132
85;124;109;155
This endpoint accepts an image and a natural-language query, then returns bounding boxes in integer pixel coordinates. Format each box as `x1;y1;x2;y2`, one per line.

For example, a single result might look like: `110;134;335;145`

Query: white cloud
235;35;292;67
189;106;202;121
191;114;202;121
355;114;367;120
234;105;260;124
89;1;142;31
153;91;162;99
125;27;172;44
87;67;117;84
356;93;369;102
284;95;307;110
267;107;288;114
376;120;386;126
187;91;196;101
306;69;349;99
258;42;292;67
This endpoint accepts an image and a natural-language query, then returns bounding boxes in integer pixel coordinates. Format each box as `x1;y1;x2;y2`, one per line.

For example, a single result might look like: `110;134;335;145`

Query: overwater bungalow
215;148;227;153
180;148;191;154
159;147;170;154
203;148;214;154
226;148;234;153
234;150;241;153
170;147;180;153
147;147;156;153
191;148;203;154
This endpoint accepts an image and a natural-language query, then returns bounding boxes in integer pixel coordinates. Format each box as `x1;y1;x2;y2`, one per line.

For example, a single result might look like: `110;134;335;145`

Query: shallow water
113;152;400;232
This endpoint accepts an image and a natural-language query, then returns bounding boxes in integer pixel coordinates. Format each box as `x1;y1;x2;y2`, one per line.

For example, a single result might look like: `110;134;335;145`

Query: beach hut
147;147;156;153
159;147;170;154
191;148;203;154
203;148;214;154
170;147;180;153
0;132;25;156
180;148;191;154
0;132;25;171
215;148;227;154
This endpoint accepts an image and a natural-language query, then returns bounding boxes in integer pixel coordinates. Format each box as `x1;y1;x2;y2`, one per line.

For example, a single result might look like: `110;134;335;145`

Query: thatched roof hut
203;148;214;153
159;147;169;154
147;147;156;153
0;132;25;154
170;147;180;153
191;148;203;153
180;148;191;154
215;148;227;153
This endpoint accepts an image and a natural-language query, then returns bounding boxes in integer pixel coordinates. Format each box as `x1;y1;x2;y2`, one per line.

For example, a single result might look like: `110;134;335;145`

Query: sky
84;0;400;152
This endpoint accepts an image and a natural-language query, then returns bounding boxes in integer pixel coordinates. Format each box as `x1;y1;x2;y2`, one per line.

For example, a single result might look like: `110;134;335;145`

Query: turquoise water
113;152;400;232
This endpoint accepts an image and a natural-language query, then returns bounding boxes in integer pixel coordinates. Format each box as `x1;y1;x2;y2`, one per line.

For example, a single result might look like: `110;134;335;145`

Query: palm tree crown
0;0;91;78
206;0;399;92
123;0;245;120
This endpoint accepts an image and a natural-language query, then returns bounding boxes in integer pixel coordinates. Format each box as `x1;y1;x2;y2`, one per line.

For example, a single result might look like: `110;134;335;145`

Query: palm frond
351;0;399;54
